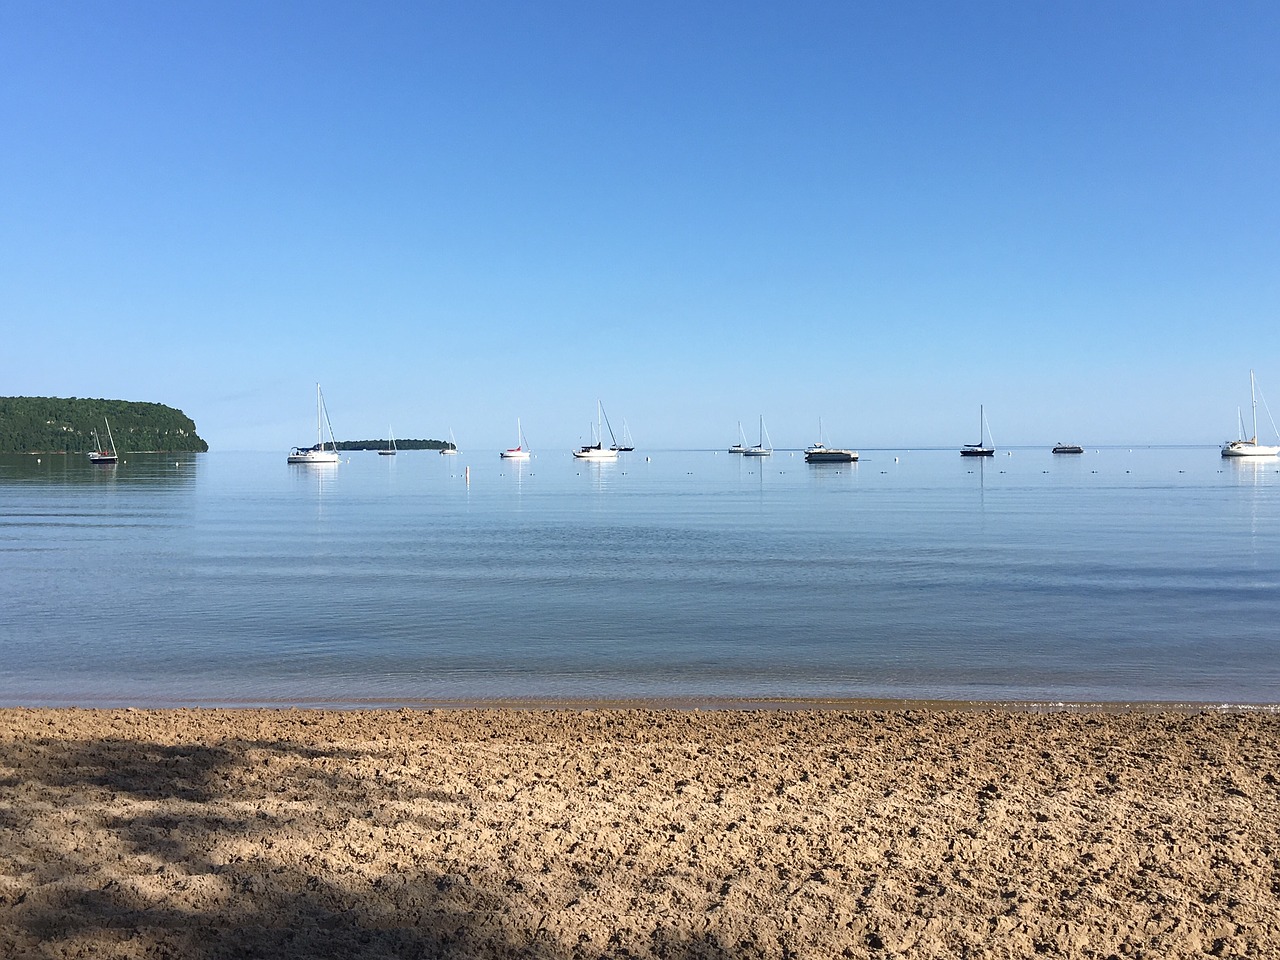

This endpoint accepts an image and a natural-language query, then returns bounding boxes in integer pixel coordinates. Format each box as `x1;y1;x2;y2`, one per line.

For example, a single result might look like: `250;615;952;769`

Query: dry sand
1;706;1277;959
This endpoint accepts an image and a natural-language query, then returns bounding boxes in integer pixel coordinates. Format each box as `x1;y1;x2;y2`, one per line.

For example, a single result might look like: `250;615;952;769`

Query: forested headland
0;397;209;454
335;439;453;451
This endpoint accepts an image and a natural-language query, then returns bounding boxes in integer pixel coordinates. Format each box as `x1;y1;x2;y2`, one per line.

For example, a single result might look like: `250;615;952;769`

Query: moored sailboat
741;416;772;457
87;418;119;464
500;419;532;460
1221;370;1280;458
960;405;995;457
612;419;635;453
288;384;341;464
378;427;397;456
573;400;619;461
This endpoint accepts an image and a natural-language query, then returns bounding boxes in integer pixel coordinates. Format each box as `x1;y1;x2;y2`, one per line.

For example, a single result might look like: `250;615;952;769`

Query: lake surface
1;447;1277;707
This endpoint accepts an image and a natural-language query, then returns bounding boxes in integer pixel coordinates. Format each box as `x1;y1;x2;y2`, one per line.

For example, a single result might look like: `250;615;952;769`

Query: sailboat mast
318;385;338;452
1251;370;1259;443
599;400;617;446
103;417;116;455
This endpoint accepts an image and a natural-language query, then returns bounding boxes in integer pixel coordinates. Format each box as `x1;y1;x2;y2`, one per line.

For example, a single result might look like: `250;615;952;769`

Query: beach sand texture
1;707;1277;959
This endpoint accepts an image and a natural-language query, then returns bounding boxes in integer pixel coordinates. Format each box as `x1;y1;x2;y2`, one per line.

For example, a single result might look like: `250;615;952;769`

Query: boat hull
741;448;771;457
1221;441;1280;458
805;449;858;463
1052;445;1084;454
573;447;618;461
87;453;118;464
960;447;995;457
500;449;530;460
288;449;340;464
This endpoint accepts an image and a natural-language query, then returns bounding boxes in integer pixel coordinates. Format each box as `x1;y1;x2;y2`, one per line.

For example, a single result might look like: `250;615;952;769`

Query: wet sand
1;707;1277;958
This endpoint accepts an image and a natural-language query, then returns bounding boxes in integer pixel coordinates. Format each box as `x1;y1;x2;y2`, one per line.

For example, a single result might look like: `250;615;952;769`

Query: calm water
1;447;1277;707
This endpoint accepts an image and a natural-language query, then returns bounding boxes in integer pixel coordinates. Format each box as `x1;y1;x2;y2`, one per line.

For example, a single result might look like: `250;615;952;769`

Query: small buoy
893;457;899;462
36;458;41;463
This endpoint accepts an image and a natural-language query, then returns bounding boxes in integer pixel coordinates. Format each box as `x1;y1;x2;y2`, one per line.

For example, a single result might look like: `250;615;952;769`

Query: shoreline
3;707;1277;958
3;696;1278;713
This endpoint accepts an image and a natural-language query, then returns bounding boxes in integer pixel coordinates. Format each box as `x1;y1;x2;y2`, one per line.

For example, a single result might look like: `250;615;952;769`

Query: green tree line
335;439;453;451
0;396;209;454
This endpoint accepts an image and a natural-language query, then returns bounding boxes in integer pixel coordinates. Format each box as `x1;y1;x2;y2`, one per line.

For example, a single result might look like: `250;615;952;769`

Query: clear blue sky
3;1;1278;450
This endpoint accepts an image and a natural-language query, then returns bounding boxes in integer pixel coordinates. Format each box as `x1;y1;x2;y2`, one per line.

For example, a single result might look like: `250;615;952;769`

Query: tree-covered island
0;397;209;454
335;439;454;451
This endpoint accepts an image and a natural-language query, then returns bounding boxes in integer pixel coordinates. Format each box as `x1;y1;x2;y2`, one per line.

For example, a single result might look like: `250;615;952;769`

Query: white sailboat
87;418;118;464
288;383;342;464
440;428;458;455
960;405;995;457
378;427;397;456
728;421;747;454
500;419;531;460
573;400;619;460
741;416;772;457
1222;370;1280;458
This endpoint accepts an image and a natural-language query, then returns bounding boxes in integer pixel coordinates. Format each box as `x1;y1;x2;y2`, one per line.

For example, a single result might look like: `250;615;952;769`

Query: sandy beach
1;706;1277;958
